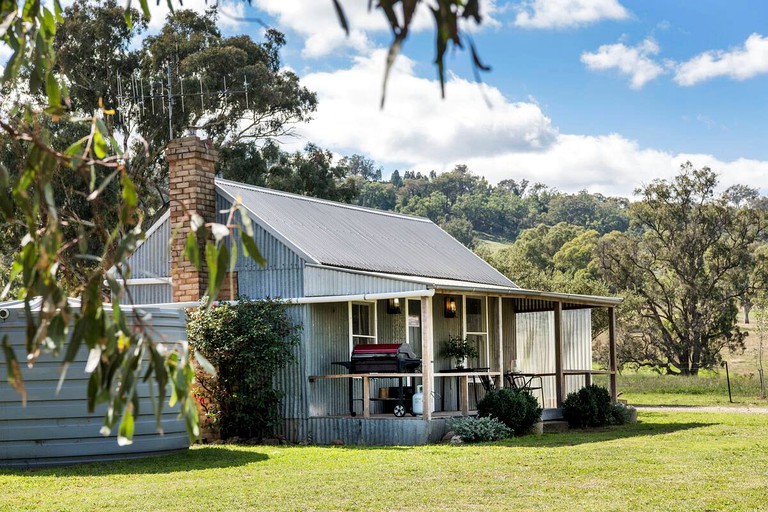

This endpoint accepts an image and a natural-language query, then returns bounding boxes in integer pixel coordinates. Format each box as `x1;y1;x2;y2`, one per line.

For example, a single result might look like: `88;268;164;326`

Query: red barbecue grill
333;343;421;417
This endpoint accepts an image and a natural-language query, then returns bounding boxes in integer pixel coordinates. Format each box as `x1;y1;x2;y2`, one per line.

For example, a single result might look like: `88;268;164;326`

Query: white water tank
0;299;190;468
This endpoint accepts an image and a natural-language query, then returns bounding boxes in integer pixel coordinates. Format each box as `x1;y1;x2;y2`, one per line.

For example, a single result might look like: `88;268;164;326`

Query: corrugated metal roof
216;179;516;288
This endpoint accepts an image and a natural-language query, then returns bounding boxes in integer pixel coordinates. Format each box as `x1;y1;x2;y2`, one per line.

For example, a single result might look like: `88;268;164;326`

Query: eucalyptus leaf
92;130;108;159
2;335;26;405
190;213;205;232
45;71;59;108
117;404;135;446
185;231;200;270
85;346;102;373
210;222;230;243
194;351;216;377
241;232;266;267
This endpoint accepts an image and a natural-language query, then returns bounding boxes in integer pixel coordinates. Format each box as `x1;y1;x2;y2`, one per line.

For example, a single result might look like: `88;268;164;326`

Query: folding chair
504;372;545;406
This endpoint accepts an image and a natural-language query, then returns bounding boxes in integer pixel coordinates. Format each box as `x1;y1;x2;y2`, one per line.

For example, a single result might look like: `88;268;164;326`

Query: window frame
463;295;490;368
349;300;377;348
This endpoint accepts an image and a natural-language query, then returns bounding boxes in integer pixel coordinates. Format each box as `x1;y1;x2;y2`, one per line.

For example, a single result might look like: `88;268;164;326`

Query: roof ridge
215;178;432;223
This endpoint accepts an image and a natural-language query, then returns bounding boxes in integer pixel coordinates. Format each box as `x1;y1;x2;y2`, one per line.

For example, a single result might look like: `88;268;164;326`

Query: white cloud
581;38;664;89
254;0;500;58
434;135;768;197
513;0;629;29
144;0;246;32
285;52;768;198
291;50;557;164
674;33;768;86
255;0;406;58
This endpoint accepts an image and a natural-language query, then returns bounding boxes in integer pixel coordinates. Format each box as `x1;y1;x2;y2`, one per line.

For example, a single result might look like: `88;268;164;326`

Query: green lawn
590;372;768;408
2;411;767;511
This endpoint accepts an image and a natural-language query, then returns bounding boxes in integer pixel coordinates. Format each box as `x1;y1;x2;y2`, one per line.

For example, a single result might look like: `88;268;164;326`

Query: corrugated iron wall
237;270;303;301
216;193;305;299
514;309;592;408
303;266;424;297
127;212;170;279
307;417;450;445
377;299;406;345
274;304;310;442
0;304;189;467
304;302;350;418
124;283;172;305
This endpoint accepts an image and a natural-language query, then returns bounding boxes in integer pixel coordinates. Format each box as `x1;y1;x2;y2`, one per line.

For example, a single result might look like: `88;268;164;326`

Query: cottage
123;137;620;445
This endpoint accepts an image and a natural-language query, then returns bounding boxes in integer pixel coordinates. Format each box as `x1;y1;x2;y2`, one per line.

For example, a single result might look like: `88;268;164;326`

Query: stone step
542;420;569;433
541;408;564;421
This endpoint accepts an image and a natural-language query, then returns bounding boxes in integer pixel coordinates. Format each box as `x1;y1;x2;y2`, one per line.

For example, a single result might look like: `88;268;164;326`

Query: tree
138;10;316;150
53;0;146;116
546;191;629;234
485;222;610;338
440;216;476;248
268;143;358;202
355;180;397;210
216;140;360;202
48;2;317;206
597;163;767;375
553;229;601;280
512;222;585;270
389;169;403;188
339;154;382;181
399;190;451;222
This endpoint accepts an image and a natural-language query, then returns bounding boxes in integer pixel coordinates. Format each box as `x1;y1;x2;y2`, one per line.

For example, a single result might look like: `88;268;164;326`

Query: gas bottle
413;385;424;415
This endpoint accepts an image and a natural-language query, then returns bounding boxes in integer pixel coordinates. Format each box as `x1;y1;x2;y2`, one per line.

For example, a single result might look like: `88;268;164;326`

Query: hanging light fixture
387;298;402;314
444;296;457;318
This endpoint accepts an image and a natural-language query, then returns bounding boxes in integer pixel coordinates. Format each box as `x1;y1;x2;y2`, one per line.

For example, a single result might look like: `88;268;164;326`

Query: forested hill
216;144;631;248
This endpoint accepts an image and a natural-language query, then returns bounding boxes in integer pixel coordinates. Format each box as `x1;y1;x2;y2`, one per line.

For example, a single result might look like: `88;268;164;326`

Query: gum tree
598;164;768;375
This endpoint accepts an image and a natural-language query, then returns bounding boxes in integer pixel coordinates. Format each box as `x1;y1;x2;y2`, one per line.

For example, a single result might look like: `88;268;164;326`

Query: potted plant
443;335;479;369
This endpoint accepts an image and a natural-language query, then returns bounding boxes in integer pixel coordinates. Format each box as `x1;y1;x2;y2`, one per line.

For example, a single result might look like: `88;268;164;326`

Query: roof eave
308;265;622;308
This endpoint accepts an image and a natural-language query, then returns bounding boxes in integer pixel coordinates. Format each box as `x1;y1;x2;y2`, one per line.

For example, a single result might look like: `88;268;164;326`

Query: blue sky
5;0;768;197
229;0;768;197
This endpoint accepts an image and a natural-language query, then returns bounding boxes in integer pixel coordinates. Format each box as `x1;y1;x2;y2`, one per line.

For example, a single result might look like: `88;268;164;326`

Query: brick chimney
166;136;218;303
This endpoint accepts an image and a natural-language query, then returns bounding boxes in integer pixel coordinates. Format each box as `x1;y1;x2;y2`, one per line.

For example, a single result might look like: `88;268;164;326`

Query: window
351;302;376;345
466;297;484;333
406;299;422;355
464;296;488;368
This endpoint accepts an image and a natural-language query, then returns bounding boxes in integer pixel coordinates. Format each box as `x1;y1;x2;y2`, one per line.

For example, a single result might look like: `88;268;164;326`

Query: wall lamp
444;297;457;318
387;298;402;314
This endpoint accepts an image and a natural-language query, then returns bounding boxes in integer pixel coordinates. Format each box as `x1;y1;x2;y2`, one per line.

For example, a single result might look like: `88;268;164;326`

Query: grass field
588;306;768;408
2;410;767;511
591;372;768;407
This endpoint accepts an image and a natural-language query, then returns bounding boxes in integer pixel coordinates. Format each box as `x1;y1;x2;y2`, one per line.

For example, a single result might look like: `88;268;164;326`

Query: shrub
477;388;542;436
562;384;612;428
449;416;512;442
442;335;479;369
610;402;636;425
188;297;301;440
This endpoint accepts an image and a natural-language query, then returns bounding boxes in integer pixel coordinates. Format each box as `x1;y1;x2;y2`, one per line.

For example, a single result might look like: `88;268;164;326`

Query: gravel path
636;405;768;414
